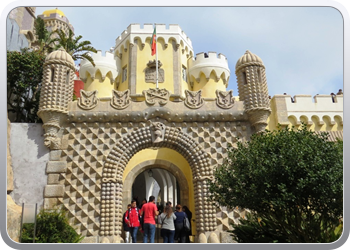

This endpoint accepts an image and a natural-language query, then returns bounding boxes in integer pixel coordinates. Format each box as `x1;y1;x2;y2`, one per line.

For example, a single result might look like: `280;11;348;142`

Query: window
182;66;187;82
242;72;247;85
122;67;127;82
66;70;70;84
51;68;55;82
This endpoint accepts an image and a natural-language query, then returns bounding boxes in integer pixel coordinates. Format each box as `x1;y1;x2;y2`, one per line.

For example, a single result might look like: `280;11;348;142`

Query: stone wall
9;123;49;207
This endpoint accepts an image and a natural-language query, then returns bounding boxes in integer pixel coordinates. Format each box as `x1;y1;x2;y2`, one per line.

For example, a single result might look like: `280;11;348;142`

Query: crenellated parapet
269;94;343;130
80;50;120;83
188;52;230;85
113;23;193;57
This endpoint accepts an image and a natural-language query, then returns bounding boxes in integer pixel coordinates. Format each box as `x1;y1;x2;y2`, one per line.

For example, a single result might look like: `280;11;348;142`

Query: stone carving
78;90;99;110
110;89;131;110
145;60;164;83
216;90;235;109
143;88;170;105
43;133;61;150
184;90;204;109
150;122;165;143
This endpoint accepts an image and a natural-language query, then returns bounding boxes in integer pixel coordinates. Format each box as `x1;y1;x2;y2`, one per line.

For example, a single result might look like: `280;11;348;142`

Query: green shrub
21;208;84;243
230;212;343;243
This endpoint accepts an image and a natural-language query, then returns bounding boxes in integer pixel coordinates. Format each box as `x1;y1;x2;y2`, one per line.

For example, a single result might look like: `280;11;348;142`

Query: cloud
34;6;343;97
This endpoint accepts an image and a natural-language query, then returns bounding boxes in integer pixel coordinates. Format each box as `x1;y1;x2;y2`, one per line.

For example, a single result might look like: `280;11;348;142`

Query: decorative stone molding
78;90;99;110
145;60;165;83
216;90;235;109
184;90;204;109
246;108;271;134
110;89;131;110
150;121;166;143
143;88;170;105
40;112;66;150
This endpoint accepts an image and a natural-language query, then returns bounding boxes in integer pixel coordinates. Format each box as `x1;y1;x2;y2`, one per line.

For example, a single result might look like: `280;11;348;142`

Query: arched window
51;67;55;82
242;72;247;85
66;70;70;84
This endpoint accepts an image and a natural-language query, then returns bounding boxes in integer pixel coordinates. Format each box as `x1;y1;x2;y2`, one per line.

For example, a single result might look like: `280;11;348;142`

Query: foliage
230;211;343;243
34;17;56;54
21;208;84;243
7;48;45;122
209;125;343;243
52;28;97;66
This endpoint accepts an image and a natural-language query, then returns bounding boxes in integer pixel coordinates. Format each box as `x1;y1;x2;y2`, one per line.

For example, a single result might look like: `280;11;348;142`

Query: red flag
150;27;156;56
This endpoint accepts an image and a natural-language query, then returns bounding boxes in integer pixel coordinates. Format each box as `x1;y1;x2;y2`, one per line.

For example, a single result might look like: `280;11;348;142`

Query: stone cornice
67;99;247;123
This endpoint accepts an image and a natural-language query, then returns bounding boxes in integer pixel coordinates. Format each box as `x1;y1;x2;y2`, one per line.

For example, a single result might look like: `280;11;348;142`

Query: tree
52;28;97;66
209;125;343;243
7;48;45;122
33;17;56;54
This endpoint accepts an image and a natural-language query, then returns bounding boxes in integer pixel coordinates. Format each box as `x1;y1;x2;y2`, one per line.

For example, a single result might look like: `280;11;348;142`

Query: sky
33;6;344;98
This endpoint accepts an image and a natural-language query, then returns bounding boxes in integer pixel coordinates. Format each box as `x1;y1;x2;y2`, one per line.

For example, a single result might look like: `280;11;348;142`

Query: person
122;204;132;243
159;205;177;243
166;201;172;208
182;205;192;243
140;195;159;243
174;204;188;243
124;200;141;243
139;198;147;209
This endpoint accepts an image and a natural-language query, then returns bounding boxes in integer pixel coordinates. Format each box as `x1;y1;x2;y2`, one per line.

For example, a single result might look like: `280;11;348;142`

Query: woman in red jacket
124;200;141;243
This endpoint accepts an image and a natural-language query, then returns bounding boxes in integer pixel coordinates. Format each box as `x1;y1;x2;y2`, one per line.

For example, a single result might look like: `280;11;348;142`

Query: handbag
160;215;166;237
183;216;190;232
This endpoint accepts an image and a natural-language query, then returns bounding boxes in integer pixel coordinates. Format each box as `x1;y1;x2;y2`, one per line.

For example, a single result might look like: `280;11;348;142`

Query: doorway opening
131;168;180;210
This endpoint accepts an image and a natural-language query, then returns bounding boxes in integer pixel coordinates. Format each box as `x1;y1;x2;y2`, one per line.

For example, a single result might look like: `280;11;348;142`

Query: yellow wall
117;43;130;91
192;72;226;98
84;71;114;98
134;38;175;94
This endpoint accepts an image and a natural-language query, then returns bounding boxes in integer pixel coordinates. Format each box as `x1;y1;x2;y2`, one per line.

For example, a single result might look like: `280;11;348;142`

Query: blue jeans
129;227;138;243
162;229;175;243
143;223;156;243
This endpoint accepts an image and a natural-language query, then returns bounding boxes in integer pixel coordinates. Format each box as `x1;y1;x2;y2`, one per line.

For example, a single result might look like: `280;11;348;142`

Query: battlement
272;94;343;112
193;52;228;62
114;23;193;54
79;50;120;81
188;52;230;83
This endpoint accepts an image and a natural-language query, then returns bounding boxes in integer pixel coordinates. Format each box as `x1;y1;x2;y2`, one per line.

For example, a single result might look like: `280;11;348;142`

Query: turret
188;52;230;98
37;48;75;149
235;50;270;133
79;50;120;98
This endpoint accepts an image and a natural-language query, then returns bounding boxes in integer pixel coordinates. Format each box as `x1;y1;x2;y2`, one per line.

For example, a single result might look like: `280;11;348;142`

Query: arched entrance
100;122;216;242
130;167;181;209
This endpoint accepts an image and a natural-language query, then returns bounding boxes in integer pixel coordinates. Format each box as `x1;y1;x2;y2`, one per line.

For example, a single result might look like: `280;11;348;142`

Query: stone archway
100;122;216;242
122;159;190;213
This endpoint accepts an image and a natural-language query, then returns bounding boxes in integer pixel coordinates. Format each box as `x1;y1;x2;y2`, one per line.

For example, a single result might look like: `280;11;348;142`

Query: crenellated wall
268;94;343;131
80;51;120;98
188;52;230;98
114;23;193;58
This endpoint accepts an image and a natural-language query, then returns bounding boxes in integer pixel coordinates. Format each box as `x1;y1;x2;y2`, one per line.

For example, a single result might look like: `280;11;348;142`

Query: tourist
159;205;176;243
122;204;132;243
124;200;141;243
174;204;188;243
140;195;159;243
182;205;192;243
139;198;147;209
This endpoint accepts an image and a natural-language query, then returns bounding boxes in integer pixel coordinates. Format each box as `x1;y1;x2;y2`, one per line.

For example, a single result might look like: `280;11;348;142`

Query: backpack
127;207;141;222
